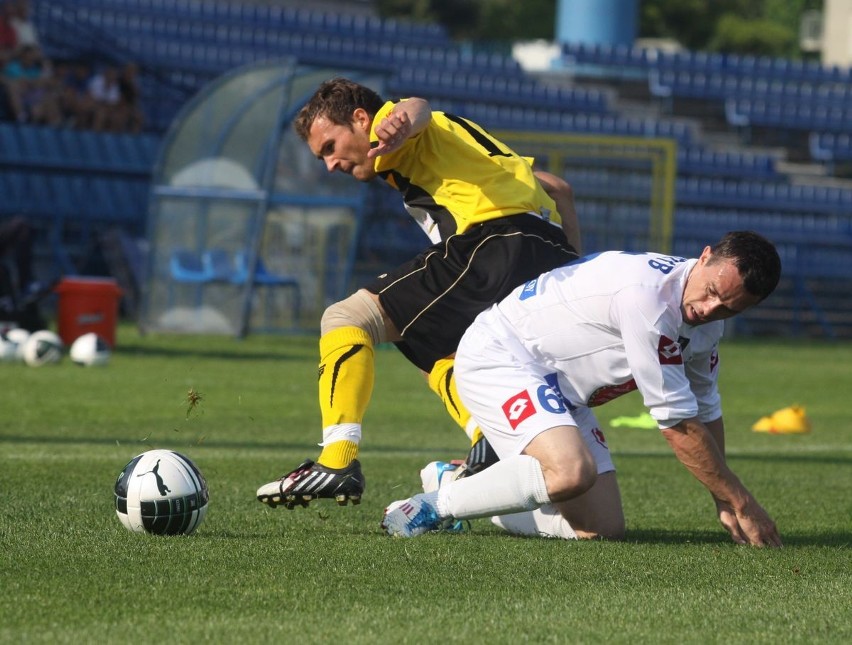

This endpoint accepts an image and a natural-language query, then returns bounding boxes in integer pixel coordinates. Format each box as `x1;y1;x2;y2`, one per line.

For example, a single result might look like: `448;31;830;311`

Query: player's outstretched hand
717;497;782;547
715;499;748;545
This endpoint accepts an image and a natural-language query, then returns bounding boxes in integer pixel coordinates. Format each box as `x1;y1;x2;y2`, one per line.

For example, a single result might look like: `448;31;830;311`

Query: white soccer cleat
381;492;448;537
419;460;464;493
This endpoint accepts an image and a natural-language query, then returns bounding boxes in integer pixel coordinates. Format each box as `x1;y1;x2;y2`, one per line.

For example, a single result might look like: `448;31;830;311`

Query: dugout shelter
139;60;380;337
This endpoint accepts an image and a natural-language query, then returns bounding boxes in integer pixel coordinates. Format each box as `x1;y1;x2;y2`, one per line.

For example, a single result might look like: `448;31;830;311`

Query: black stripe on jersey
380;169;457;240
442;366;460;417
443;113;511;158
329;344;364;407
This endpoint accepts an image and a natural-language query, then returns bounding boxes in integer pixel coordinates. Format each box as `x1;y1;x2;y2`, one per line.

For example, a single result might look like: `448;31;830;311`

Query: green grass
1;328;851;643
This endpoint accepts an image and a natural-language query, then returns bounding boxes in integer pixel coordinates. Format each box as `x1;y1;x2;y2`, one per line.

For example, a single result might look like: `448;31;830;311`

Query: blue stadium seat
233;250;301;326
810;132;852;162
0;171;26;213
170;249;213;283
0;123;22;162
202;248;236;282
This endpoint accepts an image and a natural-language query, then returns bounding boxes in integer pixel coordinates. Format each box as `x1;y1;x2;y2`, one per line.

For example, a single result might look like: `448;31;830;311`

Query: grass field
1;327;851;643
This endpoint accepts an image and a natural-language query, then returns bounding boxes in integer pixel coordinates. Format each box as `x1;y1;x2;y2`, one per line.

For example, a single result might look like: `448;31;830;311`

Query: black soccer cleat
256;459;365;509
458;434;500;478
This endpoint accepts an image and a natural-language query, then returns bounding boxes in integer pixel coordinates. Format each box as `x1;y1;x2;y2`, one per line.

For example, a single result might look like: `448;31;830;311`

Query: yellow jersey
371;99;559;242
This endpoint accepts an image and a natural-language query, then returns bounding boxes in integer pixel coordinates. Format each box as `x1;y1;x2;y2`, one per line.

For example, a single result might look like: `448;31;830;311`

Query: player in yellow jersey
256;78;580;509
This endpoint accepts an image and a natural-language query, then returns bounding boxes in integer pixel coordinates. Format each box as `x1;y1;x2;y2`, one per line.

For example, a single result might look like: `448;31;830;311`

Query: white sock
435;454;550;520
491;505;578;540
318;423;362;446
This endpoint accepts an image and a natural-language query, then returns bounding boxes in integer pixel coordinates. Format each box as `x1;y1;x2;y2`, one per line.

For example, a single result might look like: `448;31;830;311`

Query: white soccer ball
114;450;209;535
2;327;30;361
70;332;111;366
22;330;64;366
0;330;19;362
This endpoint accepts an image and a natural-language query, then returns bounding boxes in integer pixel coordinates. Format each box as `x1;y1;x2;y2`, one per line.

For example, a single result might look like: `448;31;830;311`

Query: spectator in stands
1;43;61;124
114;62;144;133
0;2;18;65
57;59;95;128
8;0;37;48
87;64;121;131
0;2;15;120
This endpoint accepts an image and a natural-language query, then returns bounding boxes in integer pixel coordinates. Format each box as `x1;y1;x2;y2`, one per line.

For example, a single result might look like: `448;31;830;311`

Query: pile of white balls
0;329;110;367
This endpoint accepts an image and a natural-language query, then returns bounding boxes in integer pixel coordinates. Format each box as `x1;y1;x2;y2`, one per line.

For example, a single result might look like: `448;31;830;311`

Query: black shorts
364;213;577;372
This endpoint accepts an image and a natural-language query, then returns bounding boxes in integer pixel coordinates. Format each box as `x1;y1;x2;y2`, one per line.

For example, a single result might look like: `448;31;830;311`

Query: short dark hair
707;230;781;301
293;78;385;141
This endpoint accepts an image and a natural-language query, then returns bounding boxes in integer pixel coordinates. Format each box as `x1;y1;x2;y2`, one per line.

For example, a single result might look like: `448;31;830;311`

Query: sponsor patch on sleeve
657;335;683;365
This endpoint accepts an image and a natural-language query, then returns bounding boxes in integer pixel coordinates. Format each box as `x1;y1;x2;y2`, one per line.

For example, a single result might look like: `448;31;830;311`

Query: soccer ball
114;449;209;535
22;330;64;366
0;330;19;362
70;332;111;366
1;327;30;361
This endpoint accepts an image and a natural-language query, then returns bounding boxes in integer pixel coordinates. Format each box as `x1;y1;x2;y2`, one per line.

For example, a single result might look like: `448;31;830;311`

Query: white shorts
455;319;615;475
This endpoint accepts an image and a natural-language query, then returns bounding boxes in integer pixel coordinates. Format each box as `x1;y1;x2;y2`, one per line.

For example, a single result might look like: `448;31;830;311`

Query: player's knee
321;290;386;344
545;453;597;503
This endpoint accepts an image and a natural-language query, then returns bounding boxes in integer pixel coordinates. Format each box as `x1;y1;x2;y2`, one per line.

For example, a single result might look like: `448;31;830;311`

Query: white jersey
460;251;724;428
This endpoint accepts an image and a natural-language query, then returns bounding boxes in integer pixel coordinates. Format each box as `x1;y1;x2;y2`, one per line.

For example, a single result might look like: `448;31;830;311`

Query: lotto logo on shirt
519;278;538;300
502;390;537;429
657;335;683;365
710;349;719;372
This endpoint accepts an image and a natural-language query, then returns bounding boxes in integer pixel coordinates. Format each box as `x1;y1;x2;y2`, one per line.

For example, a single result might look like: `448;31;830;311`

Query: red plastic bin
54;277;122;348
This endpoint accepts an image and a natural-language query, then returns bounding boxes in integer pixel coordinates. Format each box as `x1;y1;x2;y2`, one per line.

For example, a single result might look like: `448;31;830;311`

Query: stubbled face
681;246;761;325
306;109;376;182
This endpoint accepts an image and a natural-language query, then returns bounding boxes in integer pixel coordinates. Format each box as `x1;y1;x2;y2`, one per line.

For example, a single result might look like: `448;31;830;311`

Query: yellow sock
316;326;374;468
427;357;481;444
318;440;359;469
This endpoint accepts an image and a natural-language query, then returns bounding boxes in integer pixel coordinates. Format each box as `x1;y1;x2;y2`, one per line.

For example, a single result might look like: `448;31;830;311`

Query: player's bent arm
700;416;773;544
391;97;432;136
697;416;746;538
703;417;726;459
533;170;581;255
661;418;745;506
369;98;432;158
662;417;782;547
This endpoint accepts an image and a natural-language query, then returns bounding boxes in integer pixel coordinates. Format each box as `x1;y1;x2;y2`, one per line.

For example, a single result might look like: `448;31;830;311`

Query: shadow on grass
0;434;314;452
0;435;466;456
113;343;313;362
623;529;851;547
1;436;849;466
493;528;851;548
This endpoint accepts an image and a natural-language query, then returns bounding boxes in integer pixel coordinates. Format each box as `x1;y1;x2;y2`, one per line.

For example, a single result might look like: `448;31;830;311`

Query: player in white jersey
382;231;784;547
